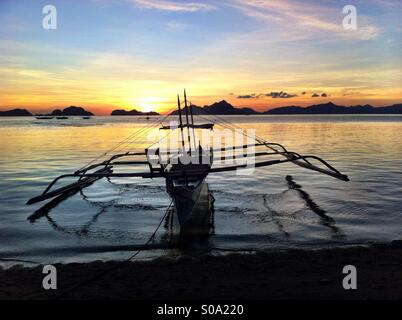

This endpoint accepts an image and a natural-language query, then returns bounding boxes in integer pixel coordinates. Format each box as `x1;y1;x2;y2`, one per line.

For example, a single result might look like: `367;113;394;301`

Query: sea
1;115;401;267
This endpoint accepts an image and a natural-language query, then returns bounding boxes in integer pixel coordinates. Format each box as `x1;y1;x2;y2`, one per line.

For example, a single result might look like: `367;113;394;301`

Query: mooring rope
54;199;173;299
77;113;172;172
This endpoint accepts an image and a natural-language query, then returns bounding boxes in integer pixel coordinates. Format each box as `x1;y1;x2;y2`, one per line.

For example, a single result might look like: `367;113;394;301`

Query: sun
137;102;153;113
128;97;169;113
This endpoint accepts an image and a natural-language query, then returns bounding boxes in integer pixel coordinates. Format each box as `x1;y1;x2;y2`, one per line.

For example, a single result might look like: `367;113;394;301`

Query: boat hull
169;178;212;243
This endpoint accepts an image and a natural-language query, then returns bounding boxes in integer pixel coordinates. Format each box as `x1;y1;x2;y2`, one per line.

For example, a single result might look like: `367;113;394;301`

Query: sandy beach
2;243;402;300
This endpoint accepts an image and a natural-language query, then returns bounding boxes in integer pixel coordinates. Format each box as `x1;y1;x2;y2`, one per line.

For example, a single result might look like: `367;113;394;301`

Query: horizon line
2;100;402;117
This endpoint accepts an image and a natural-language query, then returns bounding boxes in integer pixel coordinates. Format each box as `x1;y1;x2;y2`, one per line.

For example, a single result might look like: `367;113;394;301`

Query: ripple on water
1;116;402;264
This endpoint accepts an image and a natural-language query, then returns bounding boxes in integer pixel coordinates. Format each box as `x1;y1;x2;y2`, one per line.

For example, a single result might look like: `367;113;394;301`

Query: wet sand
2;243;402;300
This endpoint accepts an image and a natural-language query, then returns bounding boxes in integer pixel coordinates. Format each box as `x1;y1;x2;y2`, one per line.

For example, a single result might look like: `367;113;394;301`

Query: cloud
166;21;187;32
342;90;360;96
237;91;298;99
237;94;257;99
311;92;328;97
226;0;380;40
130;0;215;12
265;91;297;99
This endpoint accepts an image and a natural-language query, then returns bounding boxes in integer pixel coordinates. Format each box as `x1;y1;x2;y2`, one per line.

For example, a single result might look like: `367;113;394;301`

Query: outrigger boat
27;90;349;243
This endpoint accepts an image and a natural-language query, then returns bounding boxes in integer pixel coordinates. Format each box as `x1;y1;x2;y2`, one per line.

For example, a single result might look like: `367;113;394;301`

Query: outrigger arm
27;142;348;206
27;91;348;209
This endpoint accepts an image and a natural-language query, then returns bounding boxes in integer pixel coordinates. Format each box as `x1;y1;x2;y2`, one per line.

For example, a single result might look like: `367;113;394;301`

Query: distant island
170;100;256;115
0;108;33;117
0;106;95;117
36;106;94;117
264;102;402;115
111;109;160;116
169;100;402;115
51;106;94;116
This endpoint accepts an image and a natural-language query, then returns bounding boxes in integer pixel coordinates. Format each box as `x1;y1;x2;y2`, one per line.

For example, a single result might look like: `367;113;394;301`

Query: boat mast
183;89;192;156
177;94;186;152
188;98;197;151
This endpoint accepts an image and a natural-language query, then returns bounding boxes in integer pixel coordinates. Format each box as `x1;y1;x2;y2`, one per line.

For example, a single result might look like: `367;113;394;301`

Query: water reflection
262;194;290;238
29;184;216;250
285;175;344;238
28;174;342;251
2;116;402;264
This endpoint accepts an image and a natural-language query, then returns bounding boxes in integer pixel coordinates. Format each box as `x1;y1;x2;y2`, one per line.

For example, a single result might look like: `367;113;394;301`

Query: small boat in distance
82;116;91;119
27;90;349;244
35;116;54;120
56;116;69;120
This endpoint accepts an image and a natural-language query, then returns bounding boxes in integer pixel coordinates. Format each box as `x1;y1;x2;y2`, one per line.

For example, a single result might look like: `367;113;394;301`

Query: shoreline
2;242;402;300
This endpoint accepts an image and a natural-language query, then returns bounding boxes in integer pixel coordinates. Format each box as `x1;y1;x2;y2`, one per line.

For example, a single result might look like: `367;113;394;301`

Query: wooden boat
27;90;349;243
166;162;212;241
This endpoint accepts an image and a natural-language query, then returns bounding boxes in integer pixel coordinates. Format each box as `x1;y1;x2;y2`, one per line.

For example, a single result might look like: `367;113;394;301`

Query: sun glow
127;97;171;113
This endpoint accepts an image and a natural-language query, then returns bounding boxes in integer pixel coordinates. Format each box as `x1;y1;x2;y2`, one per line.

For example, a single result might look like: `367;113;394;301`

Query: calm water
1;115;402;266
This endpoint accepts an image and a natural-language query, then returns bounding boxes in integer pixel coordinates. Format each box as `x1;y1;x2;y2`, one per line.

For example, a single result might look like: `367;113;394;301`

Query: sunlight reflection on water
0;115;402;265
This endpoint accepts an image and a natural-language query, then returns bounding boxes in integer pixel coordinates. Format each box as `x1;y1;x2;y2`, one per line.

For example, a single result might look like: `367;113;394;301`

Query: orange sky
1;0;401;115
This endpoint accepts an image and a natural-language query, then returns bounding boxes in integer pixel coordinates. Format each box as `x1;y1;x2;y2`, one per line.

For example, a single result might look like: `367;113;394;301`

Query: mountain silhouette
0;108;33;116
2;101;402;117
33;106;94;116
204;100;257;115
48;106;94;116
375;104;402;114
170;100;258;115
169;100;402;115
264;102;402;114
111;109;160;116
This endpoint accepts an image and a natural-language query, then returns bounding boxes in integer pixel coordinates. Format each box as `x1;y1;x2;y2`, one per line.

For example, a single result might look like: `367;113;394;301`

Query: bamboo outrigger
27;90;349;242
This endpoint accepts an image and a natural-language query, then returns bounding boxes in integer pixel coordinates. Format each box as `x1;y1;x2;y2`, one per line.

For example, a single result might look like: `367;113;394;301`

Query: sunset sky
0;0;401;115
